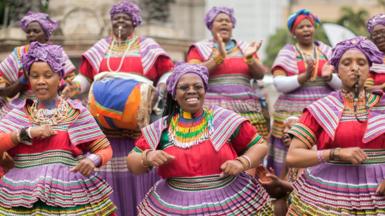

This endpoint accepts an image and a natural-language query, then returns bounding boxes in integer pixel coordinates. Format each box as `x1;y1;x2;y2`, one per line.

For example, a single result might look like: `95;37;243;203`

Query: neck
297;42;313;51
38;97;58;109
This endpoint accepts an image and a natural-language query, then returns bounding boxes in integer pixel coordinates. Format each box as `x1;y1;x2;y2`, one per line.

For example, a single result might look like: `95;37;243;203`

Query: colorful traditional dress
269;41;334;176
80;35;173;216
366;57;385;88
0;98;116;215
288;90;385;215
133;106;272;215
187;39;269;139
0;44;76;118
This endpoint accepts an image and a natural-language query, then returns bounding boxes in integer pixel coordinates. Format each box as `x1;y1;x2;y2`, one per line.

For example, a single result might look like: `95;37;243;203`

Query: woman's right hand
213;33;226;58
298;58;314;84
29;125;57;139
61;81;81;99
146;150;175;167
337;147;367;164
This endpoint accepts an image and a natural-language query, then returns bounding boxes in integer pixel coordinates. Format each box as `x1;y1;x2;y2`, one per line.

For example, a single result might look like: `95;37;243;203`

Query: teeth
186;98;198;102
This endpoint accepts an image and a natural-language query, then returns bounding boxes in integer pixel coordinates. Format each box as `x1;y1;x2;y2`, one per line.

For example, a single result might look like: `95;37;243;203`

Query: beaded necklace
168;109;214;149
29;98;70;125
106;36;137;73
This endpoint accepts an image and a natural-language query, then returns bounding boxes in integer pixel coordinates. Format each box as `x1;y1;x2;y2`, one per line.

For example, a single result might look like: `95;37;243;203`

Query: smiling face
26;21;47;43
29;61;60;101
371;24;385;52
175;73;205;114
211;13;233;43
337;49;369;92
111;12;134;40
293;19;315;46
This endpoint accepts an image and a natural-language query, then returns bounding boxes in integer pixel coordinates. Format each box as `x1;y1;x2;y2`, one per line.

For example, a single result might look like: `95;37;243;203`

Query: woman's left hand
244;41;262;59
376;180;385;196
321;63;334;81
220;159;244;176
70;158;95;177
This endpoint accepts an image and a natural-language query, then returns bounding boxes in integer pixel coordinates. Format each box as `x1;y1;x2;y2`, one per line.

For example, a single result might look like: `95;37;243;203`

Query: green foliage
336;6;368;36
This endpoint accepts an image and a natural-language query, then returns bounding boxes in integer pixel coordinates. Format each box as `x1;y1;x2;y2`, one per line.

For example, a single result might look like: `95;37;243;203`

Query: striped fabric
272;41;332;74
289;149;385;215
0;98;105;146
307;91;385;143
0;45;75;82
137;173;272;216
370;58;385;74
191;39;249;61
82;36;170;76
142;106;247;151
288;123;316;148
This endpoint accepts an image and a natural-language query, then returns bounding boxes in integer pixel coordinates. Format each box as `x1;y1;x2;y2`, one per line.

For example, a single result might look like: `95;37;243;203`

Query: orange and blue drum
89;72;155;131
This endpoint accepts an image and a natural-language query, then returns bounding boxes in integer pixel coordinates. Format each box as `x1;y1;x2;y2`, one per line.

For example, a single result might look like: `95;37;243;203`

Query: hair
163;93;179;126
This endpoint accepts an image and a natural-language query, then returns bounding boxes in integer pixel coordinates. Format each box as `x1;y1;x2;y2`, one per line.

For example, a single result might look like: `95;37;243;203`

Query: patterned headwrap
287;9;320;33
329;36;384;70
110;0;142;27
22;42;65;77
20;11;59;38
166;63;209;98
367;13;385;34
204;6;236;30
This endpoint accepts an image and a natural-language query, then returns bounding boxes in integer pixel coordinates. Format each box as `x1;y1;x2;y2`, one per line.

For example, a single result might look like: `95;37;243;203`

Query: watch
19;127;32;144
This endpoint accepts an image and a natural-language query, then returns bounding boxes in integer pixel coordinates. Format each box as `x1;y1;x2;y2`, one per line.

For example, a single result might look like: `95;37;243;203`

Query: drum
88;72;155;130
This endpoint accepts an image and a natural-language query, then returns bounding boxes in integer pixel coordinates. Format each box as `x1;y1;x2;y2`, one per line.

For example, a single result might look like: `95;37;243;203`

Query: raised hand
321;63;334;80
213;33;226;58
70;158;95;177
244;41;262;59
61;81;81;99
146;150;175;167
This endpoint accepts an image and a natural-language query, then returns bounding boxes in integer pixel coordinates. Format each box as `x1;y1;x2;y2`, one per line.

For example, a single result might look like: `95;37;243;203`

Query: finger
256;40;262;50
70;165;80;172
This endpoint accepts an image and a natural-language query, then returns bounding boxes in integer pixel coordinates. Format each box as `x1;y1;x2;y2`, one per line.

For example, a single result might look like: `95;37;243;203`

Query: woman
0;11;76;118
63;1;174;215
186;6;269;140
366;13;385;91
127;63;272;215
0;42;116;215
287;36;385;215
269;9;341;177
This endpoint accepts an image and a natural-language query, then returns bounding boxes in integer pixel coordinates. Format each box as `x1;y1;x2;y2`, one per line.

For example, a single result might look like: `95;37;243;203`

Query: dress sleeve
79;57;97;81
186;47;204;63
154;55;174;82
230;121;266;155
132;135;152;153
288;110;322;148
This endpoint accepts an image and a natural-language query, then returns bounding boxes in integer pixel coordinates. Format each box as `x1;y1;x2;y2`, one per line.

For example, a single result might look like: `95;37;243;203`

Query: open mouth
185;97;199;104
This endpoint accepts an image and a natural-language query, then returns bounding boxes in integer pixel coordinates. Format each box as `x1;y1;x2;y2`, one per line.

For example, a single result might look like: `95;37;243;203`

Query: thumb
165;152;175;160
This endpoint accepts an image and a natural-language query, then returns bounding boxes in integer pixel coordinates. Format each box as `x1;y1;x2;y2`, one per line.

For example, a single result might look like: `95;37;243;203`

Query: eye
177;85;189;91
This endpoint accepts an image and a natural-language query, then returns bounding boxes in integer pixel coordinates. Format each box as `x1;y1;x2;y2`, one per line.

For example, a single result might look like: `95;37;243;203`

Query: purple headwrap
329;36;384;70
166;63;209;98
110;0;142;27
367;13;385;34
204;6;236;30
22;42;65;77
20;12;59;38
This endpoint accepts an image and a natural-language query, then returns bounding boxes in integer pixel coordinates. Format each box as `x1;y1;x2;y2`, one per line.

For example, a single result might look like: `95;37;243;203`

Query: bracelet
213;54;224;65
334;147;341;160
87;154;102;167
235;157;248;170
329;148;336;161
26;127;32;139
244;56;255;65
239;155;252;168
316;150;325;163
141;149;153;168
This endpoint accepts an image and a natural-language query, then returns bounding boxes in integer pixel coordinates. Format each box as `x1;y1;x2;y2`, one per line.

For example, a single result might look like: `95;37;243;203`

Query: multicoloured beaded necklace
29;98;70;125
168;108;214;149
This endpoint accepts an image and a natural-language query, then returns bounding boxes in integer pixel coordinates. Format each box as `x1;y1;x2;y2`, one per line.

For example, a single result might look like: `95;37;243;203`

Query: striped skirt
288;149;385;215
0;150;116;215
138;173;273;215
